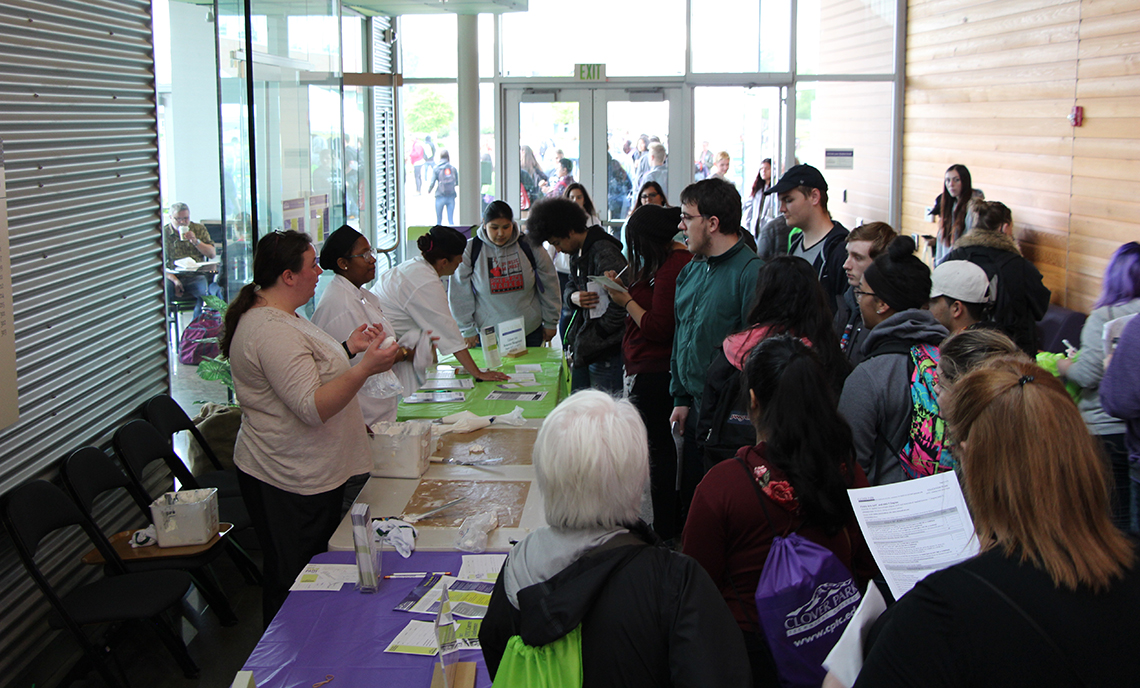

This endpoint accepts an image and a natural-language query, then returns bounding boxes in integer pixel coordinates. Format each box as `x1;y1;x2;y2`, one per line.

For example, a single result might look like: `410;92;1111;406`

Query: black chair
61;446;239;626
113;419;262;586
144;393;239;498
1;480;199;686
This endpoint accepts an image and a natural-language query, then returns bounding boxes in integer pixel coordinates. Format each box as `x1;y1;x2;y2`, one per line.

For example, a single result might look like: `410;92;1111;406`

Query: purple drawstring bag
735;457;862;688
755;533;862;688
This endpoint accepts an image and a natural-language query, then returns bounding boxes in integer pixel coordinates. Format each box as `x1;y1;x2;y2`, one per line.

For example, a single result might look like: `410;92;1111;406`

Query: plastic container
369;420;433;478
149;488;220;547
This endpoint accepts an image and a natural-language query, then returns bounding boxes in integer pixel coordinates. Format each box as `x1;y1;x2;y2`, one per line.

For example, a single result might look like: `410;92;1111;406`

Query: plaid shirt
163;222;214;269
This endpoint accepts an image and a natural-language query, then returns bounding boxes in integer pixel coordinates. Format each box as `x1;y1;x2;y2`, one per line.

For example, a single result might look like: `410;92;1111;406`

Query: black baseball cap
763;163;828;196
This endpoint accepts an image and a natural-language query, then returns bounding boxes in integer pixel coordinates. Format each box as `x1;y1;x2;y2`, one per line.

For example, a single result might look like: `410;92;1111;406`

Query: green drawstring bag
1036;351;1082;403
492;625;583;688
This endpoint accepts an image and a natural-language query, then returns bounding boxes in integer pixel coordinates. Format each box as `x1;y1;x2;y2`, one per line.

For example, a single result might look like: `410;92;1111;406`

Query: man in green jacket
669;178;762;524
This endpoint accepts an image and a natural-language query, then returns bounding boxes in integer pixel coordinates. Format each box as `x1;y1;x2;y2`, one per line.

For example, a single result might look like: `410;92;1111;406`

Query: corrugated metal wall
372;16;398;255
0;0;168;678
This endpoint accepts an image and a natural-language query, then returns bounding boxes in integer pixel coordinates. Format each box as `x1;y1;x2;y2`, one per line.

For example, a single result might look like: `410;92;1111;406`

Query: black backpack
698;348;756;470
436;164;456;195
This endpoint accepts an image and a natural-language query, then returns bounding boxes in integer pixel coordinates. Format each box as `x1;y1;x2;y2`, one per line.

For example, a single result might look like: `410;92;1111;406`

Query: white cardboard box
150;488;220;547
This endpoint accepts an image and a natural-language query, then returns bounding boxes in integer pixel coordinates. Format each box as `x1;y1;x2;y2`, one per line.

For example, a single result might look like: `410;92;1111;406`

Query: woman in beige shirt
221;230;398;626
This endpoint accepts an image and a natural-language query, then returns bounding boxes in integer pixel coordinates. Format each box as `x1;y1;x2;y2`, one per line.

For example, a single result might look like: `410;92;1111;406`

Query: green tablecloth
397;347;567;421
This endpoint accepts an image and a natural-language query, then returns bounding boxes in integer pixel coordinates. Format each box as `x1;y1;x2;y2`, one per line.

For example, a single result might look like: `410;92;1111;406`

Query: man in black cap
764;163;849;312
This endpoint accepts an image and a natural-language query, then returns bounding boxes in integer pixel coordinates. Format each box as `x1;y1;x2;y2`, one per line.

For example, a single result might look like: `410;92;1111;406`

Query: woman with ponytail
683;336;878;687
222;230;399;626
371;225;508;382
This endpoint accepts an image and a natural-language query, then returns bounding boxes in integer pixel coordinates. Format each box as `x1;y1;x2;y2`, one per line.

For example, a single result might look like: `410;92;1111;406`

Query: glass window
691;0;790;74
694;87;783;202
797;0;895;75
795;81;893;228
502;0;685;77
401;84;459;227
479;82;497;208
287;16;342;73
479;14;494;78
342;15;364;73
400;14;457;79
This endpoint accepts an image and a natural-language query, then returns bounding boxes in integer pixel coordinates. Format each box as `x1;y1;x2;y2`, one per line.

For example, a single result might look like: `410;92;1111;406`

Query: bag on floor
179;310;223;365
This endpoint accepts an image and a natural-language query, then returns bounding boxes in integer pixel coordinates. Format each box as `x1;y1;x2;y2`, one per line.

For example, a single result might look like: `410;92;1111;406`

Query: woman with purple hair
1057;241;1140;530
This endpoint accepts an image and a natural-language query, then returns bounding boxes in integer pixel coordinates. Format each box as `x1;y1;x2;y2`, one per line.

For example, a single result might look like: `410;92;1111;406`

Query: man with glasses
164;202;221;318
834;222;898;365
670;178;762;525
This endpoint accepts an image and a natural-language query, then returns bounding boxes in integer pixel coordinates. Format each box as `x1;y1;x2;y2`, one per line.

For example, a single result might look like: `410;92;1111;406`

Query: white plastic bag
454;511;499;553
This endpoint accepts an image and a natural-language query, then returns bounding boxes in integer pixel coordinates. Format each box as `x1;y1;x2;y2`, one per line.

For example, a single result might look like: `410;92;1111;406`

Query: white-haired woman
480;390;750;687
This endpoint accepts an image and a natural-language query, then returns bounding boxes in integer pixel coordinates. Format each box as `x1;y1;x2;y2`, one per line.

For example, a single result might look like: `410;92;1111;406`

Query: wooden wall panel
903;0;1140;314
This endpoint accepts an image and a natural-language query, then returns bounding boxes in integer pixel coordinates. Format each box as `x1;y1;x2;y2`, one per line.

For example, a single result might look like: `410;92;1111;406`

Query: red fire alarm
1069;105;1084;127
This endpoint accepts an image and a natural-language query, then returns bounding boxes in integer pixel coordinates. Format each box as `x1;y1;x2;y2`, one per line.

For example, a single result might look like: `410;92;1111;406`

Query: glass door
505;87;684;228
505;88;592;221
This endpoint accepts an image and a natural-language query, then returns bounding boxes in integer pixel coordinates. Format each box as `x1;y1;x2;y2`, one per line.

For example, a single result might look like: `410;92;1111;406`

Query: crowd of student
218;161;1140;685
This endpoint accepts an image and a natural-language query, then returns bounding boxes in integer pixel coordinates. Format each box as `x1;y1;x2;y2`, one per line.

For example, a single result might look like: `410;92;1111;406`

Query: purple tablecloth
242;551;492;688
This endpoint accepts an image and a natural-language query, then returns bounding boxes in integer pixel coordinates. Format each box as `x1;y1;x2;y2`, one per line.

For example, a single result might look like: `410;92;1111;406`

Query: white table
328;421;548;552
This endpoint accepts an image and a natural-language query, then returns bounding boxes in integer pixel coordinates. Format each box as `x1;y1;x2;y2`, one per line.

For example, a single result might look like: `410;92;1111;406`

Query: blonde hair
944;357;1134;591
714;151;730;164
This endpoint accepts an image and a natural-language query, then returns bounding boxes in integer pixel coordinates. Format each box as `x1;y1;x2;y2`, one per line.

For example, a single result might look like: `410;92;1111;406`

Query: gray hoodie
448;224;561;339
838;309;949;485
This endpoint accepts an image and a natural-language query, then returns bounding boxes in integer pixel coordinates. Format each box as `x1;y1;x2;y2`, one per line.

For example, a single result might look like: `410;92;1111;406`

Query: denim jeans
435;195;455;225
570;350;623;394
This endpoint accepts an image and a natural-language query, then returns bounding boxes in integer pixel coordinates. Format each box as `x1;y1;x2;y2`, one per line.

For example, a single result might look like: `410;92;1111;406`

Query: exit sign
575;64;606;81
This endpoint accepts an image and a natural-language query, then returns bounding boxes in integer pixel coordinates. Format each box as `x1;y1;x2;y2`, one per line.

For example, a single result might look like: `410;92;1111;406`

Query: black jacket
789;220;849;314
480;524;751;688
946;231;1051;356
564;226;627;367
834;286;872;366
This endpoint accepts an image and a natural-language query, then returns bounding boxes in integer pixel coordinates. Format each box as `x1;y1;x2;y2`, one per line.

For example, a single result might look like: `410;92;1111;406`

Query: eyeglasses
680;213;709;224
853;288;876;300
640;192;661;201
347;248;376;260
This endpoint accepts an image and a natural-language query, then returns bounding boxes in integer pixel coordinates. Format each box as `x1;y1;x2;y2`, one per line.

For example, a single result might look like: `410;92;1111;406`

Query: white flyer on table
458;554;508;582
505;373;536;383
418;378;475;391
514;364;543;373
484;390;547;402
847;472;979;600
289;563;358;591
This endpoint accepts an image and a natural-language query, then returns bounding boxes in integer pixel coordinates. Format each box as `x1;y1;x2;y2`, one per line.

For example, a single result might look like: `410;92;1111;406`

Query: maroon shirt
682;443;879;631
621;249;693;374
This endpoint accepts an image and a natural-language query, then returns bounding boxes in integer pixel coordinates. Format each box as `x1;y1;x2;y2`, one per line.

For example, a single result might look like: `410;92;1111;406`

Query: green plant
197;294;235;398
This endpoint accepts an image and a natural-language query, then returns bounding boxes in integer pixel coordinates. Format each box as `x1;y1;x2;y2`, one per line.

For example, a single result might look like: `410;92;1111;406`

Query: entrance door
505;87;684;227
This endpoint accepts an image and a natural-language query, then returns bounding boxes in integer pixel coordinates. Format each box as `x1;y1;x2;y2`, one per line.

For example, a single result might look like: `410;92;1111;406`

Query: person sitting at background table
371;225;508;383
164;201;221;317
312;224;414;426
221;229;399;626
480;390;751;688
448;201;560;349
853;357;1140;687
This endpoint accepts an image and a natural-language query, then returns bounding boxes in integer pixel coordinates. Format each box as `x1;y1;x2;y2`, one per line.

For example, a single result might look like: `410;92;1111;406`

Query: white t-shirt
311;273;399;425
370;255;466;356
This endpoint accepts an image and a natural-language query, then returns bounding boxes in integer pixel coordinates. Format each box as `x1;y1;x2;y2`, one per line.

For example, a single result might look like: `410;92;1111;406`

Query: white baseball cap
930;260;992;303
